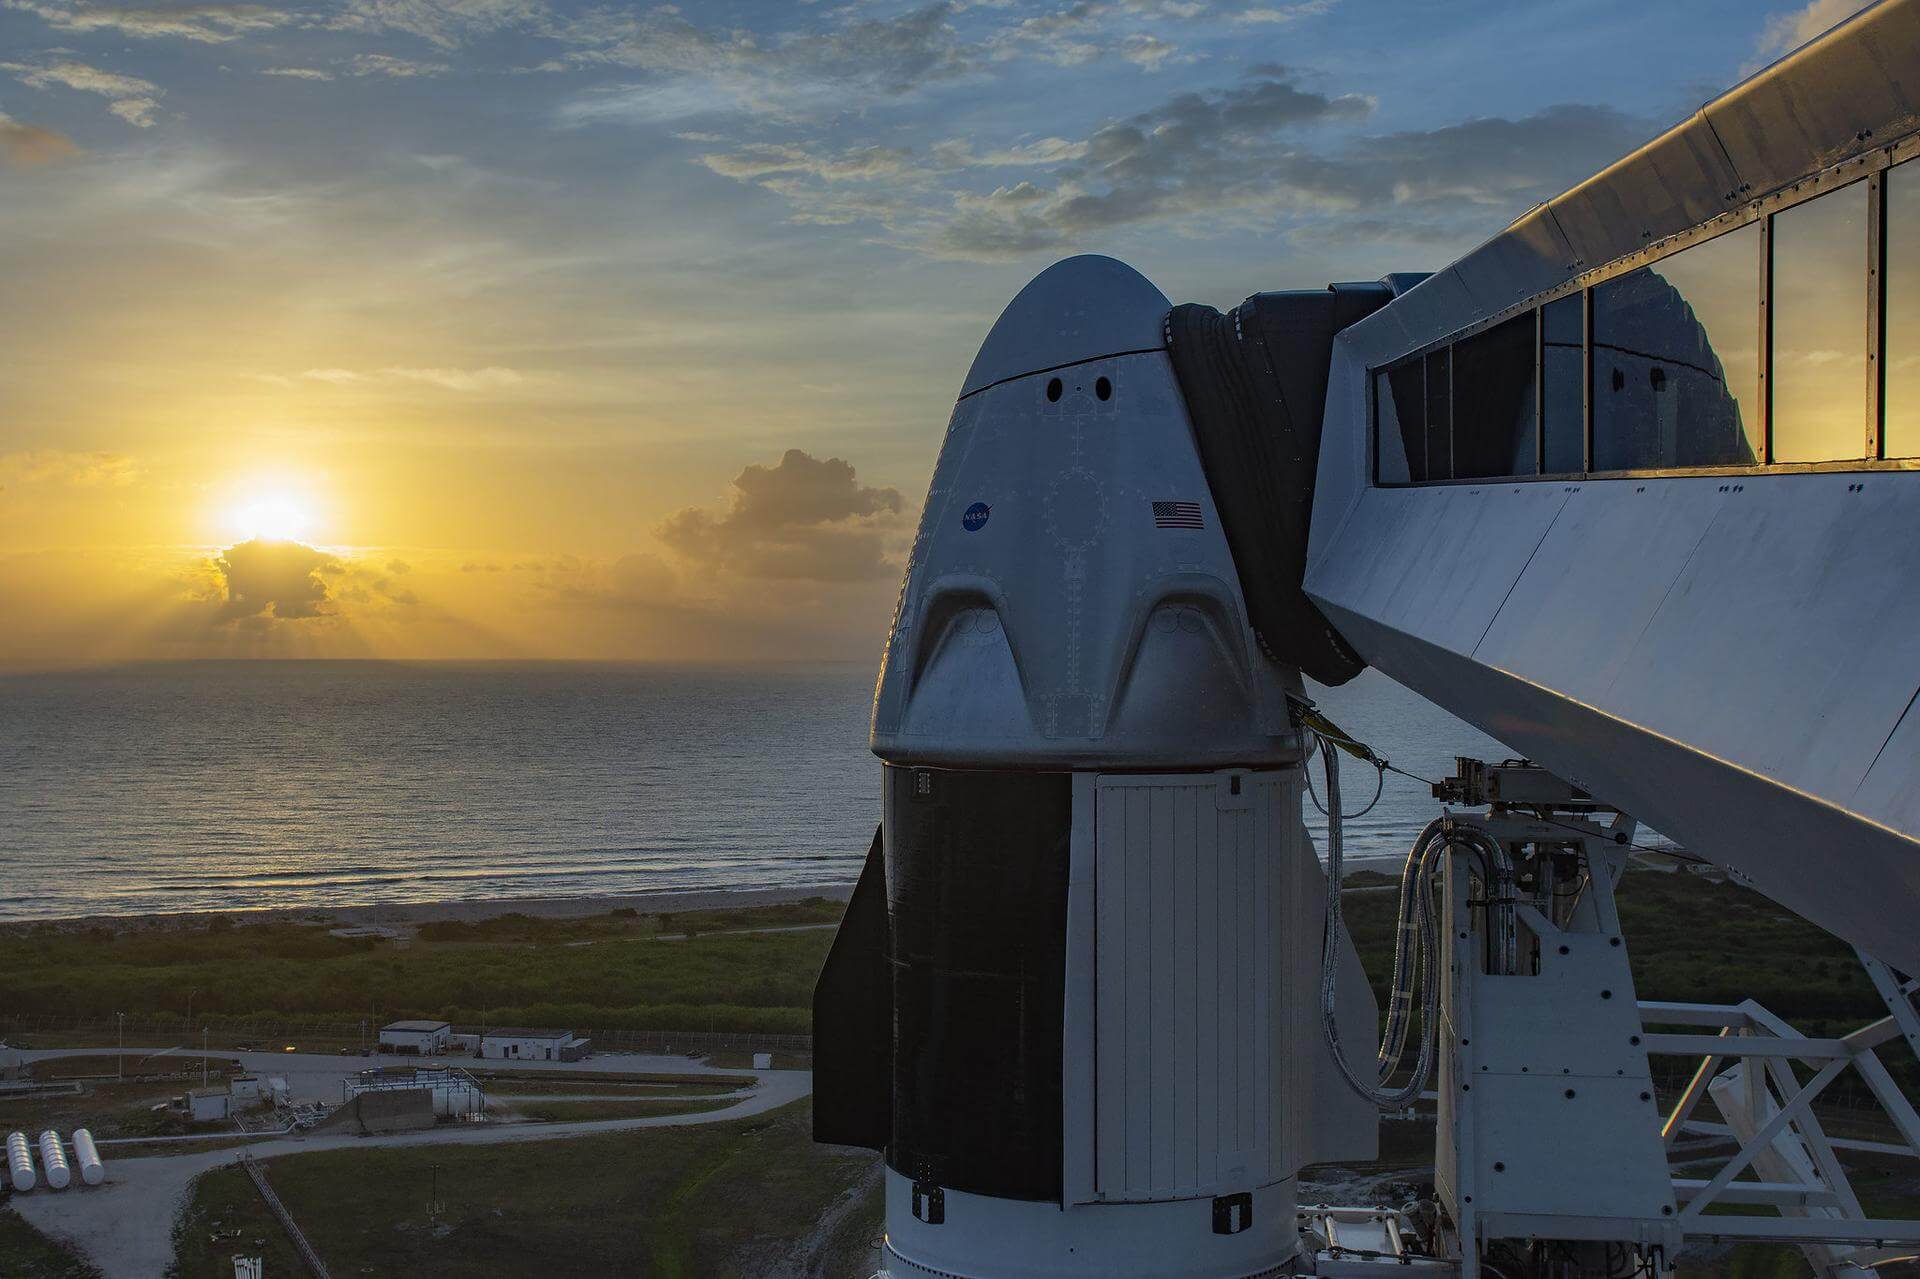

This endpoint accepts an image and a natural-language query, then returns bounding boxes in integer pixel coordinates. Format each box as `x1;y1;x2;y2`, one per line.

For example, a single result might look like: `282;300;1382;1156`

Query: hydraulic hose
1317;735;1446;1108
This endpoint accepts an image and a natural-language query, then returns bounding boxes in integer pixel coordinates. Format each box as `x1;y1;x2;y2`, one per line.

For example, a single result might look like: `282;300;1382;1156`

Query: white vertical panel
1172;783;1199;1189
1094;782;1128;1195
1195;783;1220;1187
1061;773;1099;1206
1124;785;1153;1192
1090;770;1295;1203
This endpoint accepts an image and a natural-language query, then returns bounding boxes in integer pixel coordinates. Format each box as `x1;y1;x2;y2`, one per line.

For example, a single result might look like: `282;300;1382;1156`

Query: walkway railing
241;1153;331;1279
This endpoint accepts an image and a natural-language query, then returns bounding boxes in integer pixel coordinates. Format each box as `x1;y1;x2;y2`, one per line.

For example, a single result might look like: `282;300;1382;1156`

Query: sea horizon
1;659;1509;923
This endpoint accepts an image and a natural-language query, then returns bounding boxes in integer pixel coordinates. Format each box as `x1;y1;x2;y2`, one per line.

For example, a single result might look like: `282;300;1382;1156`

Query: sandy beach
1;883;857;937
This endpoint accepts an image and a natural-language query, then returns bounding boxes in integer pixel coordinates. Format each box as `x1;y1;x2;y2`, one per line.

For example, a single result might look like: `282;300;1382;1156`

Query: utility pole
429;1162;441;1221
202;1026;209;1087
115;1012;124;1080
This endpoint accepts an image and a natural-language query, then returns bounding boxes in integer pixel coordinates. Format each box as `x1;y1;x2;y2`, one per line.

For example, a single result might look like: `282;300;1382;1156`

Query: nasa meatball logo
962;502;991;532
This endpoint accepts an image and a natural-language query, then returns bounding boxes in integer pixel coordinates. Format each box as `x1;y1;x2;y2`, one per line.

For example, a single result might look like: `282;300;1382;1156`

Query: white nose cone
872;254;1298;768
960;255;1171;396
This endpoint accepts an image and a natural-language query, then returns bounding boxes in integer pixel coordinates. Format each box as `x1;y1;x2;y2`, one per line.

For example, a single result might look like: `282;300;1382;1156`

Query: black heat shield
1163;284;1391;686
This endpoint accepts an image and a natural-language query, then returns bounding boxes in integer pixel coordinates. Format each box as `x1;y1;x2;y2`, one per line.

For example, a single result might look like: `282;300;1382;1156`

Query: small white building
229;1075;263;1102
476;1028;589;1062
188;1088;230;1122
377;1020;452;1056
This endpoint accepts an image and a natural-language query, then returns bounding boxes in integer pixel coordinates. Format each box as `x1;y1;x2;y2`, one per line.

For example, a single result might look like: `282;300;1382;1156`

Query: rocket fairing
816;255;1383;1279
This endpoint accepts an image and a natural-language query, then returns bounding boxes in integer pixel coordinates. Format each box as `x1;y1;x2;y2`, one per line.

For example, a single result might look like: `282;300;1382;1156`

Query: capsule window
1045;377;1063;402
1095;376;1112;401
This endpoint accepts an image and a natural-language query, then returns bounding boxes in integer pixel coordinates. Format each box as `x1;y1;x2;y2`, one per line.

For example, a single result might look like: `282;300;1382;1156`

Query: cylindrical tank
71;1128;104;1186
37;1130;70;1190
7;1131;34;1192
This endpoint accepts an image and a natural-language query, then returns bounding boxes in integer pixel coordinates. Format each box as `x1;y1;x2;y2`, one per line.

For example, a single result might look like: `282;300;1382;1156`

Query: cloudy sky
0;0;1867;664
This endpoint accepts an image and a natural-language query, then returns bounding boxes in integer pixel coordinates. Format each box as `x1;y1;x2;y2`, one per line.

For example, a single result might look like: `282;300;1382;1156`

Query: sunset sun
227;491;314;544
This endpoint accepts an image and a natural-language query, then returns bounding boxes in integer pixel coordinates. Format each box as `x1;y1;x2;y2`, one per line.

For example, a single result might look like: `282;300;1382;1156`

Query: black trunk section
813;825;894;1151
885;765;1072;1202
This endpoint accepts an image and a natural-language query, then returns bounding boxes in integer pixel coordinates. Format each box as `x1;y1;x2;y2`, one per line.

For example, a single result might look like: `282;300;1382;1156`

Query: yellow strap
1293;705;1380;766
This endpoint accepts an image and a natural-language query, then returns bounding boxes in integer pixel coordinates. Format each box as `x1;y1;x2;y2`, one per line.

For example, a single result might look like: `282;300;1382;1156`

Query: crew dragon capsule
815;255;1397;1279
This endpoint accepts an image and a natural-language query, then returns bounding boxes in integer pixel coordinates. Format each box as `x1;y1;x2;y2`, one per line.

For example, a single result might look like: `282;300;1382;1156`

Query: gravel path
9;1051;811;1279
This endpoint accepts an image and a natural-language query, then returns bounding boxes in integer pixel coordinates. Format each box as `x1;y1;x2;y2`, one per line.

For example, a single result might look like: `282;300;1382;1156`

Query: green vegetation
482;1079;741;1099
0;902;845;1037
0;1079;234;1142
502;1097;737;1122
470;1070;754;1091
1340;866;1882;1026
170;1099;881;1279
29;1055;239;1081
0;1207;103;1278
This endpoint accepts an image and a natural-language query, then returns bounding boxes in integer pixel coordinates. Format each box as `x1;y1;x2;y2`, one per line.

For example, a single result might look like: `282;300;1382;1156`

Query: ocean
0;661;1511;922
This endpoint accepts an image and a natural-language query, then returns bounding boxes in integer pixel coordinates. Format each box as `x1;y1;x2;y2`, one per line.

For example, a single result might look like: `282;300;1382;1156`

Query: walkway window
1541;295;1585;473
1885;161;1920;457
1771;181;1869;461
1451;312;1538;478
1592;222;1760;470
1424;348;1452;480
1376;361;1425;482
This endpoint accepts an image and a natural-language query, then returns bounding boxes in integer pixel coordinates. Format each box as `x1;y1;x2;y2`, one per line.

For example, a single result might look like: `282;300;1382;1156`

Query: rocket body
820;255;1378;1279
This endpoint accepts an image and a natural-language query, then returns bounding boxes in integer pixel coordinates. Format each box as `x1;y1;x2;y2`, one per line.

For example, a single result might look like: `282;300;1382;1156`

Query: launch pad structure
813;4;1920;1278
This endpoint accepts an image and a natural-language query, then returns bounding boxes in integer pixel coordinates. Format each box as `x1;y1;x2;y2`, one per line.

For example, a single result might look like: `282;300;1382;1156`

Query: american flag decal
1152;500;1205;529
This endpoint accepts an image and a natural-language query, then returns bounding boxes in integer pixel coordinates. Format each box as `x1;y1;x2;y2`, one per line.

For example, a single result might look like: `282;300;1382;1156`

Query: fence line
0;1012;810;1057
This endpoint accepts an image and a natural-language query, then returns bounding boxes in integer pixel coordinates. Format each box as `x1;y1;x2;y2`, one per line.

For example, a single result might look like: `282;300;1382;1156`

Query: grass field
500;1097;739;1122
0;1207;103;1278
0;900;846;1038
2;871;1891;1053
169;1098;881;1279
483;1080;742;1099
0;1080;233;1143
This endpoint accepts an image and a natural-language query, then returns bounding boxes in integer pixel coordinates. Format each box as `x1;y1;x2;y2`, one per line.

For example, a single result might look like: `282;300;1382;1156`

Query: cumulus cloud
692;59;1650;261
657;448;906;582
1;0;288;42
1233;0;1336;23
1118;34;1181;70
331;0;548;49
262;66;335;81
214;538;337;621
0;449;135;487
698;142;914;183
0;111;78;166
3;58;162;126
349;52;450;78
930;136;1089;167
1756;0;1874;57
577;3;972;99
697;68;1378;255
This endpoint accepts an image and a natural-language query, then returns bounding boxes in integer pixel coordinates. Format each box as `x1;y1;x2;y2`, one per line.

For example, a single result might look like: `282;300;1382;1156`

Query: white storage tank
36;1130;70;1190
72;1128;104;1187
7;1131;34;1192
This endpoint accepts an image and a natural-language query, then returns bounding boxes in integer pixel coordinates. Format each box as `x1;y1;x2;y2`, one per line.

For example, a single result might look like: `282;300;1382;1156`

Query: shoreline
0;851;1428;935
0;883;857;936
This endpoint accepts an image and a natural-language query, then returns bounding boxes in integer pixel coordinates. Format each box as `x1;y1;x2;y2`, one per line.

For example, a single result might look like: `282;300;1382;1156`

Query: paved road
17;1044;760;1106
9;1048;812;1279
